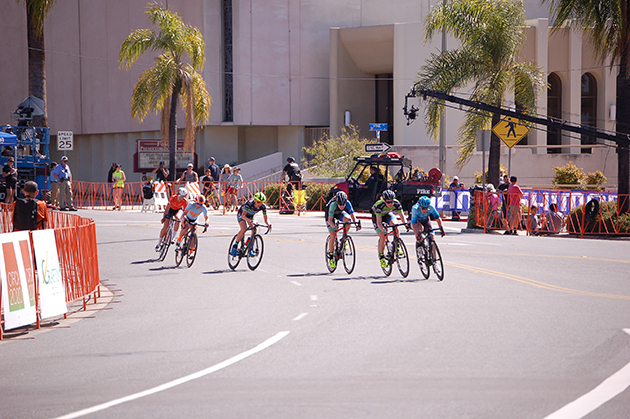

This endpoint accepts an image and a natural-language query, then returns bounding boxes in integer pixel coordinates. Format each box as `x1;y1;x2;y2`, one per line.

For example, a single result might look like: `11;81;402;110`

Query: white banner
32;230;67;319
0;232;37;330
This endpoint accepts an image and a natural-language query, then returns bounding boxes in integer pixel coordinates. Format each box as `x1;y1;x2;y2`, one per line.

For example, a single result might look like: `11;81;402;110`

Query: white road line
52;331;291;419
290;280;302;286
542;329;630;419
310;295;318;301
292;313;308;321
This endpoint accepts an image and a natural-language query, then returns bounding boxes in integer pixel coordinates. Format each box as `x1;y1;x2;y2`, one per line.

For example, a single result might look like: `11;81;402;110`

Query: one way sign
365;143;391;153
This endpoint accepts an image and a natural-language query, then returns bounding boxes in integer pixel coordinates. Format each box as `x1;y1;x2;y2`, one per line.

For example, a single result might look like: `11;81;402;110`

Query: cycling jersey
371;198;403;217
326;199;354;220
183;202;208;222
168;195;188;211
238;199;267;220
411;203;440;224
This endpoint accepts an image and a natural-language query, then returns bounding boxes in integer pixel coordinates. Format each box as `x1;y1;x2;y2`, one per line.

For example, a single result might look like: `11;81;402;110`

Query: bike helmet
178;187;187;197
418;196;431;207
254;192;267;203
335;191;347;207
381;190;395;201
196;195;206;205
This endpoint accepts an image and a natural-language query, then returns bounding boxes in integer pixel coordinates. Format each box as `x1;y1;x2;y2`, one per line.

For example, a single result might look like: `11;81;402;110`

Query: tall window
581;73;597;154
547;73;562;154
223;0;233;122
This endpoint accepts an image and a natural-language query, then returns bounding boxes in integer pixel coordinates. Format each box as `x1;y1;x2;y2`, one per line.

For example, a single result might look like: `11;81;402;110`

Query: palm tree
19;0;57;127
543;0;630;211
119;2;211;180
415;0;545;187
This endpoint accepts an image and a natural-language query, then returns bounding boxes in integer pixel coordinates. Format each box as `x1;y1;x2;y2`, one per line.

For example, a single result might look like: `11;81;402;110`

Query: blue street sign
369;123;388;131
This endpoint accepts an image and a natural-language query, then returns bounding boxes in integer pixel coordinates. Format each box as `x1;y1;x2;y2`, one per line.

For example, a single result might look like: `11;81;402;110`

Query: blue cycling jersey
411;203;440;224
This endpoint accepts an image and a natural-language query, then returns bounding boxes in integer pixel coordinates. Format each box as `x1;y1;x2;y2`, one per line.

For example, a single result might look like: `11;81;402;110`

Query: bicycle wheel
158;225;173;262
381;242;393;277
228;235;241;270
174;235;186;267
416;242;430;279
430;240;444;281
246;234;264;270
186;233;198;267
325;236;337;273
394;237;409;278
211;193;220;210
341;236;356;274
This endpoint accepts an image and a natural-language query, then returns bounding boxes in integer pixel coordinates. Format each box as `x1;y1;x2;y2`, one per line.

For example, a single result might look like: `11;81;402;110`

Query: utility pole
438;0;447;189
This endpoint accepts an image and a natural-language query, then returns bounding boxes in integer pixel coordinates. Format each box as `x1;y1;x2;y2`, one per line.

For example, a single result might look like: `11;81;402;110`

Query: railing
0;204;100;339
473;189;630;237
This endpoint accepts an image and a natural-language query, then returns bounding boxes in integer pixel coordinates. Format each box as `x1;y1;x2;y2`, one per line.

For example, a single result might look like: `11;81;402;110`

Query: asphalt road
1;209;630;419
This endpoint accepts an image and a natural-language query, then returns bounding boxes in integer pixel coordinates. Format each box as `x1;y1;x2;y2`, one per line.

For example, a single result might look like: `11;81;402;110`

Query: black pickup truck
328;152;442;212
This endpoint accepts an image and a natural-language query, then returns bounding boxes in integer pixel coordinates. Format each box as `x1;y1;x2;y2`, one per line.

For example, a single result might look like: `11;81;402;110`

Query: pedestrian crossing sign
492;117;529;148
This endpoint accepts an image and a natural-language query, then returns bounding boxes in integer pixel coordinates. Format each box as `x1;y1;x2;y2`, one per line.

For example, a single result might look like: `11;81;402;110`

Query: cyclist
371;189;408;268
155;187;188;251
326;191;361;269
411;196;445;242
231;192;272;256
176;194;209;249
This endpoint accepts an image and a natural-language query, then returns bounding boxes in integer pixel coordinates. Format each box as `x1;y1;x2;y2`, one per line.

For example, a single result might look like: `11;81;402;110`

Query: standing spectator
220;164;231;205
178;163;199;184
485;183;499;230
225;166;243;210
111;164;126;210
52;156;77;211
12;180;47;231
497;175;510;230
152;161;169;182
107;162;117;183
207;157;220;182
282;156;303;195
3;157;17;204
506;175;523;235
448;176;464;221
50;161;59;207
200;168;214;205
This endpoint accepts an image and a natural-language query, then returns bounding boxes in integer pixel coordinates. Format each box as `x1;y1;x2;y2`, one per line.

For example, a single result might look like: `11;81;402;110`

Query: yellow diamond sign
492;117;529;148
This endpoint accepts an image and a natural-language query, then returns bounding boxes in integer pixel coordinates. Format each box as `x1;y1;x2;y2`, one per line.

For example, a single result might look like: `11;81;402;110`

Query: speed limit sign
57;131;73;151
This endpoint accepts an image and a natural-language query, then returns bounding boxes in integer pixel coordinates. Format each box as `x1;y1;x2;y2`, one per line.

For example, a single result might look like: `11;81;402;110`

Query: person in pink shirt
506;176;523;235
486;183;499;229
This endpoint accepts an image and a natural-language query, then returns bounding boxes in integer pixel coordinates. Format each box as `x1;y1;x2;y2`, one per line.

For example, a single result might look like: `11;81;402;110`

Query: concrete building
0;0;619;187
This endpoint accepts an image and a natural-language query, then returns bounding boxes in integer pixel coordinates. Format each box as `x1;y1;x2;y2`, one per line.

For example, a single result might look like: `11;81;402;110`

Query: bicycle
416;229;444;281
228;223;270;271
157;216;177;262
325;220;361;274
223;188;239;212
174;220;208;268
380;222;410;278
204;184;221;210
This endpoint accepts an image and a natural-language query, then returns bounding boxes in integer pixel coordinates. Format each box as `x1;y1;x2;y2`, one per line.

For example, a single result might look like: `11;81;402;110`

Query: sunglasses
384;200;394;204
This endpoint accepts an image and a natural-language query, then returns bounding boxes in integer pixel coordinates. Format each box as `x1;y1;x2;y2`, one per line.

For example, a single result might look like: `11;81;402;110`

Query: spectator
505;175;523;235
207;157;221;182
448;176;464;221
111;164;126;210
526;204;540;235
52;156;77;211
152;161;170;182
3;156;17;204
107;162;117;183
497;175;510;230
485;183;499;230
178;163;199;184
282;156;303;195
200;168;214;204
220;164;232;205
13;180;47;231
50;161;59;207
539;203;564;235
225;166;243;210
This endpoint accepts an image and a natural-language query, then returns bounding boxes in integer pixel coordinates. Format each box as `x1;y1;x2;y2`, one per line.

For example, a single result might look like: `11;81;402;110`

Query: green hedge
568;200;630;234
262;183;334;210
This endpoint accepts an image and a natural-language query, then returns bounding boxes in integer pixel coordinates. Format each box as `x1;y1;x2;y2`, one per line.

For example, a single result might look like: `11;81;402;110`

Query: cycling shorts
326;211;350;232
372;212;397;234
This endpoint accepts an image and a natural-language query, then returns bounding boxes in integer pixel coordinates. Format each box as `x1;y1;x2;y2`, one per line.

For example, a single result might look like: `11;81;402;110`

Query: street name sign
369;123;388;131
492;117;529;148
365;143;391;153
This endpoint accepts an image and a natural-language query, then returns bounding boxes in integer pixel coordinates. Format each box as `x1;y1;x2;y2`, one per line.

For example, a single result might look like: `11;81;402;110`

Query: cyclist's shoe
398;246;405;256
230;244;238;257
344;241;349;250
328;257;336;269
155;243;161;252
249;249;256;257
379;256;388;268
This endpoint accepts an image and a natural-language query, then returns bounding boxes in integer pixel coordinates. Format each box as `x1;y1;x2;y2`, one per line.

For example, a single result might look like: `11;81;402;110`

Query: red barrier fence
473;190;630;237
0;205;100;339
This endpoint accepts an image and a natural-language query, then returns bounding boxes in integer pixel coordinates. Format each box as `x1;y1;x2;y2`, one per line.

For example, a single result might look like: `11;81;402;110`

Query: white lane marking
53;331;291;419
310;295;318;301
290;281;302;286
543;329;630;419
292;313;308;321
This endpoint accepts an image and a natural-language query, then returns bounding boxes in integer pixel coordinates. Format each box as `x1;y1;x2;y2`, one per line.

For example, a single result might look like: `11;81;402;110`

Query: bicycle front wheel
228;235;241;270
341;236;356;274
430;240;444;281
174;236;186;267
158;226;173;262
325;236;336;273
186;233;198;267
394;237;409;278
417;242;430;279
247;234;264;270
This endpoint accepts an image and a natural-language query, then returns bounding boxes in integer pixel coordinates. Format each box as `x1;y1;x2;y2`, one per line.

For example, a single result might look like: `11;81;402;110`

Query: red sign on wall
133;139;198;173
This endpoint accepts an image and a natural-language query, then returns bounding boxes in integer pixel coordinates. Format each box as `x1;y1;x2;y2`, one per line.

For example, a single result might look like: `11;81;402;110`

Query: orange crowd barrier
0;206;100;339
473;189;630;237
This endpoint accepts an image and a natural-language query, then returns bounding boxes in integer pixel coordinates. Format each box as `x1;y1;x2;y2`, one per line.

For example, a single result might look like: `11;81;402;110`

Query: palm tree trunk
616;7;630;213
26;8;47;127
488;111;502;187
168;88;179;182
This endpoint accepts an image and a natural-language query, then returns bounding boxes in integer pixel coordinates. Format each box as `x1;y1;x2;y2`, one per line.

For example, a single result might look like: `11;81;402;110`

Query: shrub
567;200;630;234
306;183;332;211
474;164;508;184
302;125;371;178
585;170;607;190
263;184;284;209
552;161;586;188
